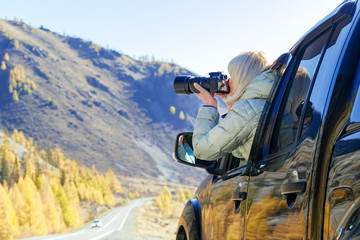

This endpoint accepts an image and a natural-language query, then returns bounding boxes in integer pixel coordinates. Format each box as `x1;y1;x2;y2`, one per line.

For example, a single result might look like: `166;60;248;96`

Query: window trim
266;26;334;158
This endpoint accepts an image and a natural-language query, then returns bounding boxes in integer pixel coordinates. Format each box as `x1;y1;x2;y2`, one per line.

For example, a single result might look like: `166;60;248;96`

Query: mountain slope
0;19;205;185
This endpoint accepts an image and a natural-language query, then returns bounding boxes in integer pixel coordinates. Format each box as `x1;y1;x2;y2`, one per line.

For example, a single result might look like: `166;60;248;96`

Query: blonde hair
223;51;269;104
290;67;311;121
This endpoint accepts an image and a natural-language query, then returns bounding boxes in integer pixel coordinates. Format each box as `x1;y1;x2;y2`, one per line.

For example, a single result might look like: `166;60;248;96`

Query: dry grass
119;175;197;199
133;199;185;239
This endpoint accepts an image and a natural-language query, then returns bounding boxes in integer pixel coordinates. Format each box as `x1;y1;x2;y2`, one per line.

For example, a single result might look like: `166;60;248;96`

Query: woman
192;51;279;161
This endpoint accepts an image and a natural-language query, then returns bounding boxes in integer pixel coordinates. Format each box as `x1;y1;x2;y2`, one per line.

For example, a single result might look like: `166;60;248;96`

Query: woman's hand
194;83;218;108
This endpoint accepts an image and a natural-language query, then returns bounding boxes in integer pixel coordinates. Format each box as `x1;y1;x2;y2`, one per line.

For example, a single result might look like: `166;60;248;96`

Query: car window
300;16;358;139
270;29;331;153
217;153;246;173
350;78;360;124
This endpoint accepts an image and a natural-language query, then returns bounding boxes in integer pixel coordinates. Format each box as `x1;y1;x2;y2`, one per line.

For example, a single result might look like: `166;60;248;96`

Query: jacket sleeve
193;101;257;160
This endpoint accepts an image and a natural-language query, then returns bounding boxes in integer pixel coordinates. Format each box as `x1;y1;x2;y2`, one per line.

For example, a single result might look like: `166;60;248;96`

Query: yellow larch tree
184;188;192;200
51;179;74;227
14;39;19;48
18;176;47;236
4;53;10;61
8;181;26;231
105;168;122;193
24;152;35;181
0;183;19;240
156;186;172;216
170;106;176;115
63;179;79;204
179;111;185;120
1;61;6;71
178;187;186;202
40;177;66;233
12;90;19;101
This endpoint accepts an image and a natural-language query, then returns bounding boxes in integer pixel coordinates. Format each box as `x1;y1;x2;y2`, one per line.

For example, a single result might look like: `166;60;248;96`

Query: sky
0;0;343;76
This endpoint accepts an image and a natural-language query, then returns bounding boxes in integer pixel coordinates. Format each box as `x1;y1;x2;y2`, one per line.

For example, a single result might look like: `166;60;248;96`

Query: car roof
289;0;358;56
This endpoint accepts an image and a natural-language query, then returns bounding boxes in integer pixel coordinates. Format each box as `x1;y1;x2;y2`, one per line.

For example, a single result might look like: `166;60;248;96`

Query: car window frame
261;26;335;164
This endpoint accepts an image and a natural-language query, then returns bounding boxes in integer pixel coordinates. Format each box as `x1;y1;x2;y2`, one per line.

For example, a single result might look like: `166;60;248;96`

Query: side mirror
173;132;216;169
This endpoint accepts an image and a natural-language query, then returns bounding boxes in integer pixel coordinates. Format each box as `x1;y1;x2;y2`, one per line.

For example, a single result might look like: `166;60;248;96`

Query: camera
174;72;230;95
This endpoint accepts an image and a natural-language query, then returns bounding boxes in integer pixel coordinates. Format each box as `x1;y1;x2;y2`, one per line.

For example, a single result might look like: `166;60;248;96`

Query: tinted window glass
301;19;357;137
350;79;360;124
271;30;331;153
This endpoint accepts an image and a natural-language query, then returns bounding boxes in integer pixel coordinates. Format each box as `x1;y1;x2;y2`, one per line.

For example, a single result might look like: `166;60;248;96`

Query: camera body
174;71;230;95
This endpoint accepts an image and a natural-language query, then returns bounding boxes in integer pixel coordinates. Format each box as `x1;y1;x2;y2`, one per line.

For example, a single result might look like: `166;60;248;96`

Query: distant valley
0;19;205;185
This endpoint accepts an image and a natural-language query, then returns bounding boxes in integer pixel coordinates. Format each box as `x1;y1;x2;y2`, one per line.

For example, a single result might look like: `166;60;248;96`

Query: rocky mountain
0;19;205;185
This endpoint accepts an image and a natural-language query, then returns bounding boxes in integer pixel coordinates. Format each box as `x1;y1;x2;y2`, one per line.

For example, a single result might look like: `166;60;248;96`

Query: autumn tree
105;168;122;193
9;181;26;231
4;53;9;61
14;39;19;48
40;177;65;233
178;187;186;202
1;61;6;71
0;158;10;186
179;111;185;120
24;152;35;181
170;106;176;115
0;133;11;186
12;90;19;101
156;186;172;216
51;179;75;227
184;188;192;200
18;176;47;236
11;157;21;184
0;183;19;240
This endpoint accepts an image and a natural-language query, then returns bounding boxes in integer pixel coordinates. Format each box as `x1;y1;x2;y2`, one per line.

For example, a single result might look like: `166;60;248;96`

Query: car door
244;5;356;238
323;10;360;239
202;154;248;240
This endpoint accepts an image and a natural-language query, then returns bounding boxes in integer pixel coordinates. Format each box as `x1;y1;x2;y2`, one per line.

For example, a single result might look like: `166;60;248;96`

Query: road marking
91;199;144;240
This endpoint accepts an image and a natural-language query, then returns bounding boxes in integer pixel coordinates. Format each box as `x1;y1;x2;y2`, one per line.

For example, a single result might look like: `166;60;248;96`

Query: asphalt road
21;198;152;240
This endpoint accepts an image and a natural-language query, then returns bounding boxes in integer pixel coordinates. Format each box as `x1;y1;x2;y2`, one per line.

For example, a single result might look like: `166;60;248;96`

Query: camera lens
174;76;200;95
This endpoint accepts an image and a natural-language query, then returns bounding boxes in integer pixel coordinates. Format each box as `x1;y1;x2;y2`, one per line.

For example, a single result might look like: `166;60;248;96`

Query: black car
173;1;360;239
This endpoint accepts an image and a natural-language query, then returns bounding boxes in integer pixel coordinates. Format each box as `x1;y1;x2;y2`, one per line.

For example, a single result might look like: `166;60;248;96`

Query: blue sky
0;0;342;76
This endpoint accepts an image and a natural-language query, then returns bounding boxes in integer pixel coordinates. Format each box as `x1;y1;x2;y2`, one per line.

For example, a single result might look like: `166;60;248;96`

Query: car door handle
281;181;307;195
232;191;247;201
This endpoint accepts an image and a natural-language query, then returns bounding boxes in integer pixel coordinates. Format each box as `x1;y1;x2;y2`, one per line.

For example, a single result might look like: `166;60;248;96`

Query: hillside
0;19;205;185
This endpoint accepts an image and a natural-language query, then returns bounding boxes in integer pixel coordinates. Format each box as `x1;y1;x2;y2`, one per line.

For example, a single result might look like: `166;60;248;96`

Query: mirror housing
173;132;217;169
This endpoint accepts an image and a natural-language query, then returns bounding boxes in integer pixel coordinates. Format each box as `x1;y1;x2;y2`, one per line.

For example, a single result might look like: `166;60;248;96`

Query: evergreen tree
0;132;10;162
11;157;20;184
0;158;10;186
0;133;11;186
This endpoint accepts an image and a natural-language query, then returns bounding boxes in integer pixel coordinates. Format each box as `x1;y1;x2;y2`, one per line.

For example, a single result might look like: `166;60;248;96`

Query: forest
0;129;122;240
